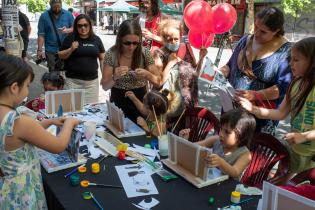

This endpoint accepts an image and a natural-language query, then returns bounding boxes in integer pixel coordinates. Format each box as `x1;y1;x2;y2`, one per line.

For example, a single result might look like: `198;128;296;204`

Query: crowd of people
0;0;315;208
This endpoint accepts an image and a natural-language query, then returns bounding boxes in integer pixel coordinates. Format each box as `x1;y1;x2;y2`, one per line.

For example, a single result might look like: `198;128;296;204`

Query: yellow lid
231;191;241;198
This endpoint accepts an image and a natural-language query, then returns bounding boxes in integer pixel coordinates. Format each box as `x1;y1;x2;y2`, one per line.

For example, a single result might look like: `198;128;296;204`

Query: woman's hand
64;117;81;127
50;117;67;126
71;41;79;51
179;128;191;140
199;48;208;59
113;66;128;81
235;89;256;101
135;68;149;80
205;154;223;167
125;91;136;100
283;132;306;144
142;28;154;40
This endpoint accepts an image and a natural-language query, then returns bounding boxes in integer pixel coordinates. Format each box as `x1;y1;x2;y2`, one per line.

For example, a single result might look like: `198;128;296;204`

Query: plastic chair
173;107;220;143
289;168;315;185
240;132;290;189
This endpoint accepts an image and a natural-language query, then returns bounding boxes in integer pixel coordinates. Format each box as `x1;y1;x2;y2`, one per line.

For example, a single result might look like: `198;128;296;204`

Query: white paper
128;144;157;158
115;164;159;198
138;197;160;209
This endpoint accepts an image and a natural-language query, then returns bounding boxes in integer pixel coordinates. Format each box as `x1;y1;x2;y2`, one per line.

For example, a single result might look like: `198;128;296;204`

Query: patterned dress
0;111;47;210
227;35;292;135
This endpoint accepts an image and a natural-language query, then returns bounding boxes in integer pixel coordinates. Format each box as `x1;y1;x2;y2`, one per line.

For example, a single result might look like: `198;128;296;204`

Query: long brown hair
114;19;143;70
239;7;285;80
286;37;315;119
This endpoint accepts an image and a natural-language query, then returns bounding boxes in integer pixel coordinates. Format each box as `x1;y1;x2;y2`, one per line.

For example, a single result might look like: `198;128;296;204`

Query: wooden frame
162;132;228;188
104;101;145;138
45;89;85;115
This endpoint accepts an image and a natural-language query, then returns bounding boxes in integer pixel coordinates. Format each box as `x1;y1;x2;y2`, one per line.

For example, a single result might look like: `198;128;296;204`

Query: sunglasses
123;41;140;46
77;23;89;29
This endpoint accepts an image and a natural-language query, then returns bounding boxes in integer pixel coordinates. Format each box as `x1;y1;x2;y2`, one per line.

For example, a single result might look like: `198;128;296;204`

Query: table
42;135;260;210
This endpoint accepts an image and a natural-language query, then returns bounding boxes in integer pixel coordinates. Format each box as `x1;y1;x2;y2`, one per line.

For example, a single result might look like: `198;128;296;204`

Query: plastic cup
158;134;168;157
84;121;96;141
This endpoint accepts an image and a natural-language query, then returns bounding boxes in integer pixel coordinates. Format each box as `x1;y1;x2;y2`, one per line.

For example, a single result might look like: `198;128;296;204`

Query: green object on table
208;196;215;205
70;174;80;186
82;191;92;200
144;144;151;149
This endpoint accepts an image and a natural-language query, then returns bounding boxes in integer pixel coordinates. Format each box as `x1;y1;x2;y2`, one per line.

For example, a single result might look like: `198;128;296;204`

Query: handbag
48;11;65;71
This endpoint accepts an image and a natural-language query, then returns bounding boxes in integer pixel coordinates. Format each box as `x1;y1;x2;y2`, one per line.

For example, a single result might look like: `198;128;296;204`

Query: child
26;71;65;112
238;37;315;175
180;108;256;179
0;54;79;209
125;89;170;137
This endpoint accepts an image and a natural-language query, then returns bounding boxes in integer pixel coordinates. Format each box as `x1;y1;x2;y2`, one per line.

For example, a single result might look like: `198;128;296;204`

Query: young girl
26;71;65;112
125;89;169;137
238;37;315;175
180;108;256;178
0;54;79;209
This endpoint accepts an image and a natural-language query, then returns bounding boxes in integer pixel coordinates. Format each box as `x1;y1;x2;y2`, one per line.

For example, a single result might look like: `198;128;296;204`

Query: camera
36;57;46;65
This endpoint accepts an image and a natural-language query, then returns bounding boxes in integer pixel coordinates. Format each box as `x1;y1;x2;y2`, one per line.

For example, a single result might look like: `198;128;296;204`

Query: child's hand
50;117;67;126
205;154;223;167
65;117;81;127
137;116;147;128
125;91;136;100
283;132;306;144
179;128;191;139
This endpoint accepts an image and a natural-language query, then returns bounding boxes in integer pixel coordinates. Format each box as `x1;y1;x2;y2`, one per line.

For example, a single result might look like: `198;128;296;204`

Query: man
19;10;31;60
37;0;74;72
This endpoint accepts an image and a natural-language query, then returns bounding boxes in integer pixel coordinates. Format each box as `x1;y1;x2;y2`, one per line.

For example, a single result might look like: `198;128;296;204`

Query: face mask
166;42;180;52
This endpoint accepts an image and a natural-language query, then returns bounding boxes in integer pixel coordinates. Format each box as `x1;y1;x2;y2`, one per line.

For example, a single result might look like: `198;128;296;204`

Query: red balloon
184;0;212;33
211;3;237;34
188;30;215;49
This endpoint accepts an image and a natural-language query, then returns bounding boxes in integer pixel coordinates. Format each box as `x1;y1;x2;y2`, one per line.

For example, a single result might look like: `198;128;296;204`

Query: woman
101;19;160;122
139;0;164;53
58;14;105;104
153;19;204;122
220;7;292;135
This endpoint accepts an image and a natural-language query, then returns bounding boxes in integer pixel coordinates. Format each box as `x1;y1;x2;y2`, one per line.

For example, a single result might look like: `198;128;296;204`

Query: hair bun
161;89;170;97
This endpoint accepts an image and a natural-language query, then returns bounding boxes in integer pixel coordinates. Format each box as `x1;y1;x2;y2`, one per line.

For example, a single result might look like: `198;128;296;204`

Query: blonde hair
158;18;183;41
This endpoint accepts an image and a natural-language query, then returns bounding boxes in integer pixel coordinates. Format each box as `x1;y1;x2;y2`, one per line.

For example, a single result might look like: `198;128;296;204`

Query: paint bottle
231;191;241;204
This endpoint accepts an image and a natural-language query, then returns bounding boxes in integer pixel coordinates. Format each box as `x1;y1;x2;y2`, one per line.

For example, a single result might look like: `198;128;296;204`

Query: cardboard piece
162;132;229;188
261;182;315;210
45;89;85;115
105;101;145;138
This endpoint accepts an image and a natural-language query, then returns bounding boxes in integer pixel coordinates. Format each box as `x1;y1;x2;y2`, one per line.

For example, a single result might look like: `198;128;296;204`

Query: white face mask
166;42;180;52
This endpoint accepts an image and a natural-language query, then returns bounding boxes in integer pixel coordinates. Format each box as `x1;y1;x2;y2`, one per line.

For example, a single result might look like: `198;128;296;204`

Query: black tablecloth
42;135;260;210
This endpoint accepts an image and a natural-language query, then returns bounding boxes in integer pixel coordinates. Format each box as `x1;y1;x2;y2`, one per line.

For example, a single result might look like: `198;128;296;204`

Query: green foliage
18;0;48;13
281;0;313;18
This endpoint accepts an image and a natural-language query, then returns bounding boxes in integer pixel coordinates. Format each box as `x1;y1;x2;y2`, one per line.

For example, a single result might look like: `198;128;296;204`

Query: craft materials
156;168;178;182
64;163;86;178
118;151;126;160
132;197;160;210
80;180;123;189
81;180;90;187
221;197;254;209
136;188;150;193
208;196;215;205
82;191;92;200
91;163;100;174
83;121;96;141
171;108;186;133
150;138;158;149
151;105;162;136
70;174;80;186
158;134;168;157
125;165;142;170
231;191;241;203
144;144;151;149
128;170;145;177
90;192;104;210
78;166;87;173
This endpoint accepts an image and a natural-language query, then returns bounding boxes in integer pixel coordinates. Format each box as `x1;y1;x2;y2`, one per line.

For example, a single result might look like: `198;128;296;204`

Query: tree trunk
245;0;255;34
2;0;22;56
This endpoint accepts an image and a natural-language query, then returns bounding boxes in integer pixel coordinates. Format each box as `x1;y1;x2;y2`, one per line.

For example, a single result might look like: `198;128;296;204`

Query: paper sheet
115;164;159;198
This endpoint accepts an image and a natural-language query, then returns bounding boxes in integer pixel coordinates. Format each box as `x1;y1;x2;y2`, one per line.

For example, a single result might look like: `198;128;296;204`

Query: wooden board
164;132;228;188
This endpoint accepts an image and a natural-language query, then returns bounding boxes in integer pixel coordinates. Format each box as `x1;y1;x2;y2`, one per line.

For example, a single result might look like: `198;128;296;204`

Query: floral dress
0;111;47;210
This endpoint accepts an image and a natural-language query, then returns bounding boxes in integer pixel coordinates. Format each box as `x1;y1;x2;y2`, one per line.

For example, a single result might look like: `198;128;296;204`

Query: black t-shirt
62;34;105;80
19;11;30;42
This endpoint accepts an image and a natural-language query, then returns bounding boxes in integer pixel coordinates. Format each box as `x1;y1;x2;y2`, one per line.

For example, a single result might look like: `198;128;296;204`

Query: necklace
0;103;15;110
